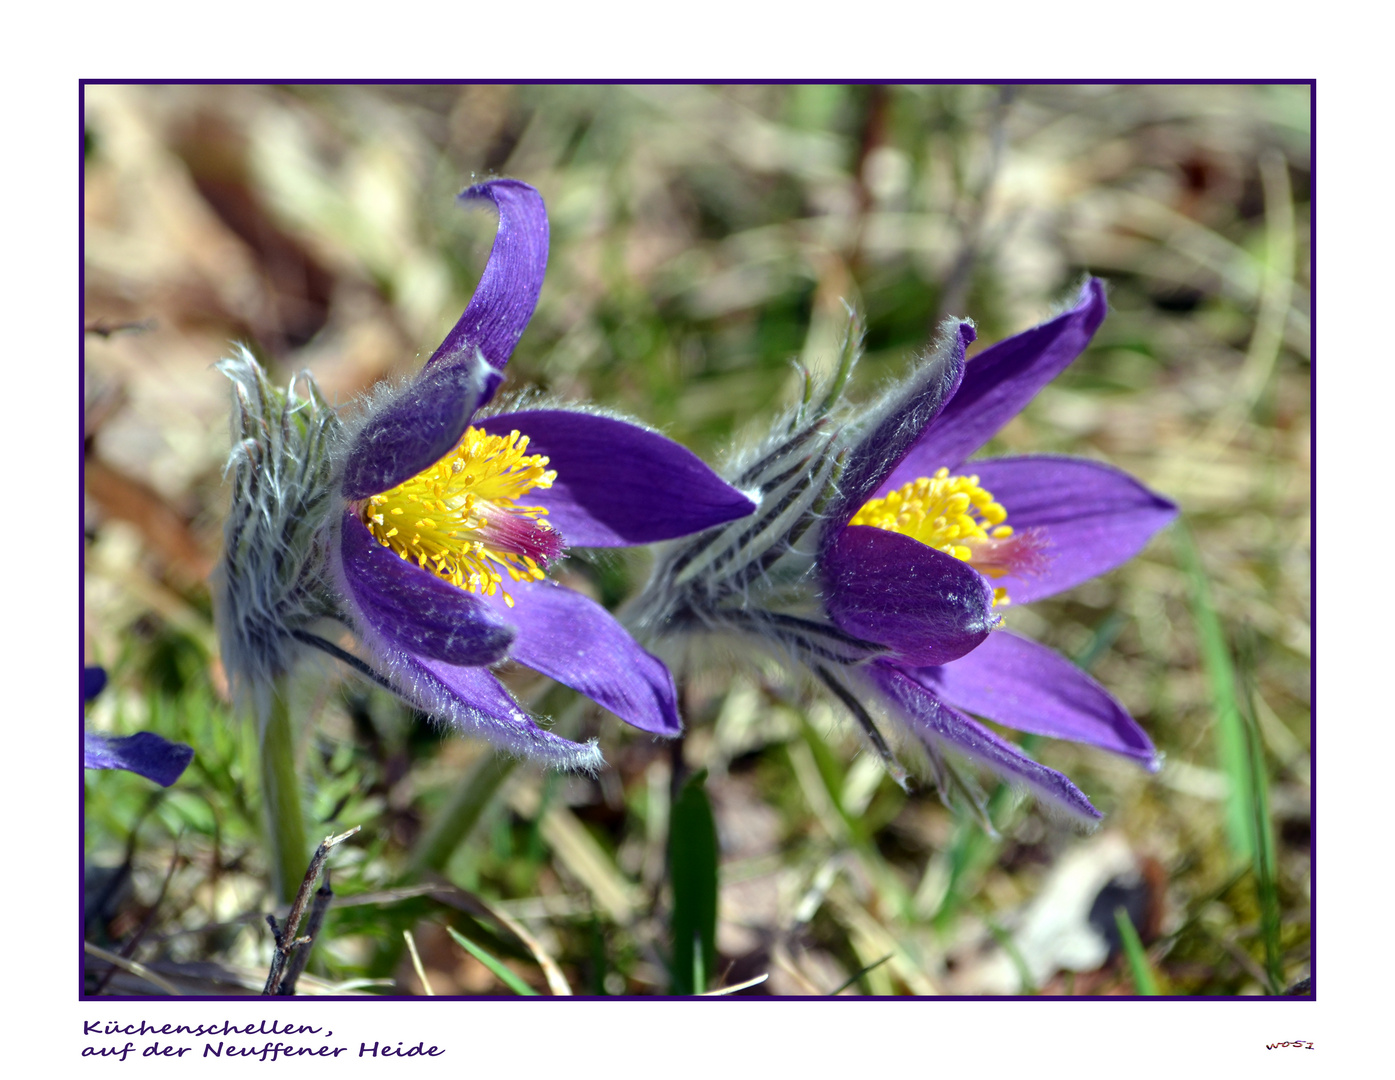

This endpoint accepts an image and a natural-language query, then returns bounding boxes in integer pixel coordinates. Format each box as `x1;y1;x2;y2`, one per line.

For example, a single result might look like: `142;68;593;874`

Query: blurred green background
82;83;1310;996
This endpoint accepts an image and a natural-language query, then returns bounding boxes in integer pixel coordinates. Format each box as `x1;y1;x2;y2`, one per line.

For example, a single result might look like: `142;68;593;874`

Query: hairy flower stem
260;685;309;903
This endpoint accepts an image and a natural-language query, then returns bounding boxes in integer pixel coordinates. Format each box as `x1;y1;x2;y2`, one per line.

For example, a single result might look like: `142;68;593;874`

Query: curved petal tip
892;276;1110;475
428;179;549;374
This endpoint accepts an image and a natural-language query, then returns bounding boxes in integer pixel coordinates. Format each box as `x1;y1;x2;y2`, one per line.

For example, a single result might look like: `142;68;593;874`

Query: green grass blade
1236;630;1284;993
445;926;538;996
668;769;719;994
1114;906;1160;995
691;932;706;997
1174;521;1255;861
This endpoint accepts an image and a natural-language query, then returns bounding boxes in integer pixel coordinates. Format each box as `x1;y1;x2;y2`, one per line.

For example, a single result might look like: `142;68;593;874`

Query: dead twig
277;869;336;996
262;827;359;996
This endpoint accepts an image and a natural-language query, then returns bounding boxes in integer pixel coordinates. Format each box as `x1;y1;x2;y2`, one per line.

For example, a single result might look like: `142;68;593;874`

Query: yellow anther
361;425;564;598
851;467;1042;608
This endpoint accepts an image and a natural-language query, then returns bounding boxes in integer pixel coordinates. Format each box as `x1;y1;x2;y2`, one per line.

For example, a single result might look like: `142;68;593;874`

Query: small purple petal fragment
867;660;1101;821
342;353;502;501
426;179;549;374
962;456;1176;603
912;630;1159;768
496;578;682;735
84;731;194;787
884;278;1108;482
83;666;108;701
823;524;997;666
373;643;603;772
479;411;757;546
823;321;972;537
337;512;515;666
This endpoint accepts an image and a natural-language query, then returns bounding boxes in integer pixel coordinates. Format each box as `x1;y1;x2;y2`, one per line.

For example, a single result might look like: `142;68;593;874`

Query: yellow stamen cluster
362;426;558;608
849;467;1016;607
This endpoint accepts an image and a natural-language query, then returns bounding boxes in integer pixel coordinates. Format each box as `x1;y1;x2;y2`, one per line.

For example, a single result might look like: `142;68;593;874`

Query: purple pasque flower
638;279;1175;821
218;180;755;772
83;666;194;787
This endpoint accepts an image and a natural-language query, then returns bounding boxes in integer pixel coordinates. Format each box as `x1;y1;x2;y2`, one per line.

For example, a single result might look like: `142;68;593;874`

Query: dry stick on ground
262;827;360;996
277;870;336;996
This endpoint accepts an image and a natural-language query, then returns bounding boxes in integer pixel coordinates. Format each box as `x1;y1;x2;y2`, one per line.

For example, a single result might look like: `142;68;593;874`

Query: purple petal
882;278;1108;485
823;524;997;666
478;411;756;546
866;660;1101;821
364;637;603;771
84;730;194;787
491;578;681;736
342;351;502;501
336;512;515;666
426;179;549;374
911;630;1158;768
963;456;1175;603
83;666;107;701
823;320;972;537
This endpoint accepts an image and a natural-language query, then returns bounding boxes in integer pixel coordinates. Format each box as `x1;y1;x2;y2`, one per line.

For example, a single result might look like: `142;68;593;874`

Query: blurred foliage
83;83;1309;996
